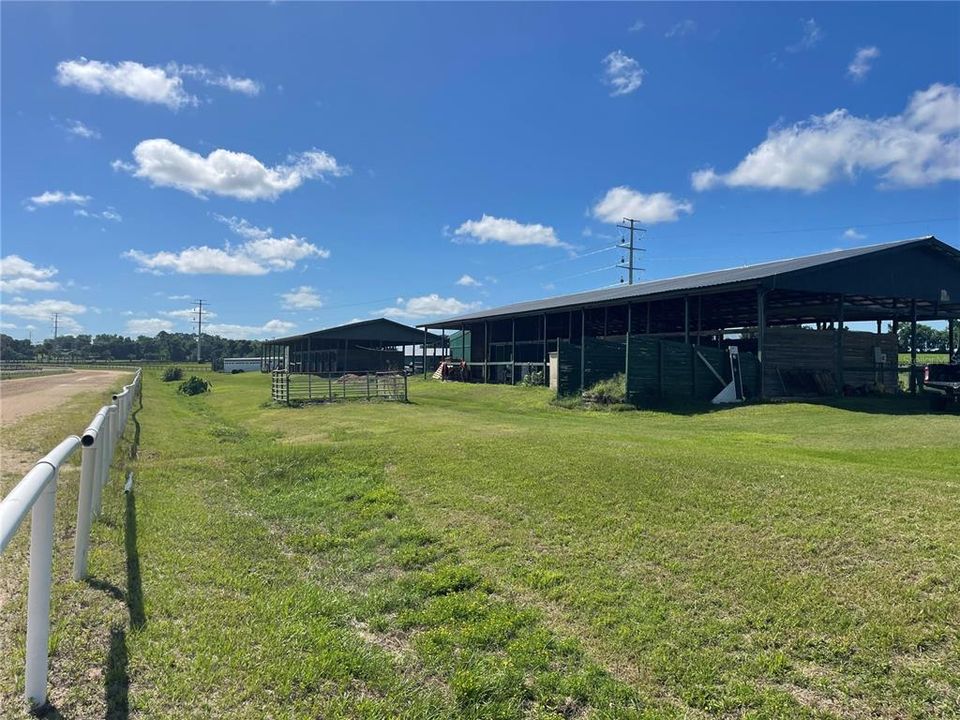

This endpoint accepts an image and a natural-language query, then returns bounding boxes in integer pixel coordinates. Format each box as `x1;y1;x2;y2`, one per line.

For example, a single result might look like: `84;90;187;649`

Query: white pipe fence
0;368;142;709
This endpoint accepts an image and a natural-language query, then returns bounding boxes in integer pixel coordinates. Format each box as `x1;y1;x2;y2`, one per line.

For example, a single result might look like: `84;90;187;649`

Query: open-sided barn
262;318;443;374
422;236;960;400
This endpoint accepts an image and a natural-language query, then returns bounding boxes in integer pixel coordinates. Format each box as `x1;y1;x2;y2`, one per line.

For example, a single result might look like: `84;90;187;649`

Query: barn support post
950;318;956;360
542;313;548;385
684;296;690;345
645;302;651;334
625;304;632;403
603;307;608;338
835;295;845;395
422;327;427;379
483;320;489;383
696;296;702;346
510;319;516;385
343;339;349;373
910;300;918;394
580;309;586;392
757;288;767;399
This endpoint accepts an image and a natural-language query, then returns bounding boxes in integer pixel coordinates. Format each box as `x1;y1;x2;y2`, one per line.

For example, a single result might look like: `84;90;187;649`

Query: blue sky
2;2;958;340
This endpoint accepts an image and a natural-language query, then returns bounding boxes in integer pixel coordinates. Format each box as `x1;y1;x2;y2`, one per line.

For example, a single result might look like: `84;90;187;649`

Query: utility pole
193;299;205;363
617;218;646;285
52;313;59;340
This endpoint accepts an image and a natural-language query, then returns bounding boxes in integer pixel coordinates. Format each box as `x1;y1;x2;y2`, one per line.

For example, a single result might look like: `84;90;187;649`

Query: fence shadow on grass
125;489;145;631
104;627;129;720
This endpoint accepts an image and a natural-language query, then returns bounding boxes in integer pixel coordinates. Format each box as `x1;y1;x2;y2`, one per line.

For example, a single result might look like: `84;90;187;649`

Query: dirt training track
0;370;129;429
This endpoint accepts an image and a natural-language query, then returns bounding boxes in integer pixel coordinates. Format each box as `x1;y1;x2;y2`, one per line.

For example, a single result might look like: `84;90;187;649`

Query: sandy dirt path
0;370;130;429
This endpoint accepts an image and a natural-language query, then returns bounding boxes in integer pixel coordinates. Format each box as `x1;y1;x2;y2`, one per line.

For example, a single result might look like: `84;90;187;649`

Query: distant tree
896;323;948;352
0;334;35;361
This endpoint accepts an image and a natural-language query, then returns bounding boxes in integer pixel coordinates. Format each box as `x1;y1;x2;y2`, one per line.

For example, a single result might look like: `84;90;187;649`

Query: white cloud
205;319;294;340
125;247;265;276
454;214;567;248
213;214;271;240
161;307;217;320
628;20;645;32
126;318;174;335
115;139;349;200
56;58;196;109
65;119;100;139
665;19;696;38
0;256;61;293
75;207;122;222
168;294;192;300
847;46;880;81
455;274;482;287
842;228;867;241
281;286;323;310
125;216;328;275
692;84;960;192
786;18;822;53
592;187;693;224
380;294;481;321
174;64;262;96
1;298;86;334
26;190;91;210
602;50;646;96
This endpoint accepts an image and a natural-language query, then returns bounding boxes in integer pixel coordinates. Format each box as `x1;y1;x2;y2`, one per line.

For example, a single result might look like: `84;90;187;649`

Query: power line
193;299;206;362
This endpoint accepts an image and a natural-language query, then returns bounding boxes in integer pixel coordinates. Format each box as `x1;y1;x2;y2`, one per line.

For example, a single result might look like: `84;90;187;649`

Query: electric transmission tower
617;218;646;285
193;299;206;363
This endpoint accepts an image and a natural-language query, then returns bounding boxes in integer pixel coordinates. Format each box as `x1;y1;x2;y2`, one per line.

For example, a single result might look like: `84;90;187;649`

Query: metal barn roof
424;236;960;328
271;318;443;345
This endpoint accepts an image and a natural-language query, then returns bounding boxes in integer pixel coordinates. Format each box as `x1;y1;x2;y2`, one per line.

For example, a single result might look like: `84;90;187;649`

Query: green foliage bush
178;375;211;395
585;373;627;404
519;369;545;387
161;366;183;382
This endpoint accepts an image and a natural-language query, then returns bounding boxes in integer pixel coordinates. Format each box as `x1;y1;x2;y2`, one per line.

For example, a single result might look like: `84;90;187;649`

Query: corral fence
272;370;408;404
0;369;142;709
0;363;75;380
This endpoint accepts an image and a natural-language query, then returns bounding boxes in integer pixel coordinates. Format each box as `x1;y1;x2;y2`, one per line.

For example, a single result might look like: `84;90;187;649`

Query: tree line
895;323;956;353
0;331;261;363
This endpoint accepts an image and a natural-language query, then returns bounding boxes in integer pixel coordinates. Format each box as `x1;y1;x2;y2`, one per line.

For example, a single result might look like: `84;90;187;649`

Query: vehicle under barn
423;236;960;401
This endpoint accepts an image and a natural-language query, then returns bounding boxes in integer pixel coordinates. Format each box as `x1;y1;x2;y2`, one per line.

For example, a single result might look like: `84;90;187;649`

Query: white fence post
1;367;141;710
72;443;96;580
25;470;57;706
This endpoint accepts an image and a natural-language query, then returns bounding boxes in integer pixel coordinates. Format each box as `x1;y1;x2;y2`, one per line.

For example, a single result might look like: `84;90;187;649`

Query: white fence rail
0;368;142;709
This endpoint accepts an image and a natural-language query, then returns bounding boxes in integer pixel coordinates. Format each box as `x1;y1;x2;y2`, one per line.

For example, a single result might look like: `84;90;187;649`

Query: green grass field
2;371;958;719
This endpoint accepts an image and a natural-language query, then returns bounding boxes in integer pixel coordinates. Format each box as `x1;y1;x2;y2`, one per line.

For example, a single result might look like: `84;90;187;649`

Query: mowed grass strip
3;370;958;718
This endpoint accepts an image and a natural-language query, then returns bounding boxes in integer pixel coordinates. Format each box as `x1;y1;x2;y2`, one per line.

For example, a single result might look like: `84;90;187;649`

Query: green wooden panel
583;337;625;388
557;340;581;396
626;336;661;401
660;341;693;398
693;345;727;400
739;351;759;398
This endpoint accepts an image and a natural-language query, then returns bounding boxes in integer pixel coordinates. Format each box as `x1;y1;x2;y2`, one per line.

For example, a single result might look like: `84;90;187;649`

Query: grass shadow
84;577;125;602
30;702;65;719
104;626;129;720
129;392;142;460
125;490;145;630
